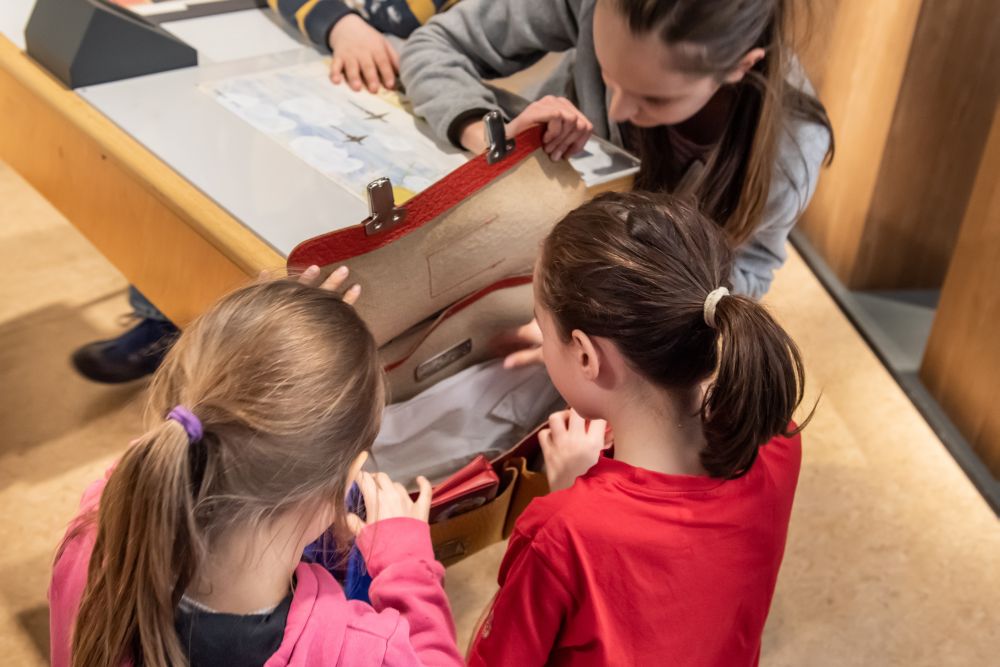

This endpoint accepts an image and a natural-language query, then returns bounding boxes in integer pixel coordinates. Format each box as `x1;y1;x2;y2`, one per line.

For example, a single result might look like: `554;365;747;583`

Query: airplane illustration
329;125;367;144
349;101;389;122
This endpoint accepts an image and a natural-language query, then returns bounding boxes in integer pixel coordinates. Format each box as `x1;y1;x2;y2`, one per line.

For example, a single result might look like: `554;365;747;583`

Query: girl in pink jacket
49;270;464;667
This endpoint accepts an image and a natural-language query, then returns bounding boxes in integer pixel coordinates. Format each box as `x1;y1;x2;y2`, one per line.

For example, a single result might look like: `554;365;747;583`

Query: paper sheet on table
371;360;563;486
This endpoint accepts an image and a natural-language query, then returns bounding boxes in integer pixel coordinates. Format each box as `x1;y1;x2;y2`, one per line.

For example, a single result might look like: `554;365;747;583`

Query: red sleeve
355;518;464;667
467;527;573;667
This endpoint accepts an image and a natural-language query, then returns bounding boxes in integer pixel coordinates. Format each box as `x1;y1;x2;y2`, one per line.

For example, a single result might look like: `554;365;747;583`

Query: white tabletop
0;0;33;49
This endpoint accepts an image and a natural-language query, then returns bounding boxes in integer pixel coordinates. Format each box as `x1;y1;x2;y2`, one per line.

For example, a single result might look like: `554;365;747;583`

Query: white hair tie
703;287;730;329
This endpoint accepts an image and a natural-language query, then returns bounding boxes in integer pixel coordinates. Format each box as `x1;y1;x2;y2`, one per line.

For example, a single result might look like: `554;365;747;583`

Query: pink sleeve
355;518;463;667
49;470;113;667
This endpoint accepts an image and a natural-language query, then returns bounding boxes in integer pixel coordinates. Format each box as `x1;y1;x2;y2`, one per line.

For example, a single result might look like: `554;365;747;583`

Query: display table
0;6;627;324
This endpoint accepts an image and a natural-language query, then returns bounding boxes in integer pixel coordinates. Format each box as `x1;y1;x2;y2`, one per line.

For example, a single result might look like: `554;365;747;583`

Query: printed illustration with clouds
202;61;468;203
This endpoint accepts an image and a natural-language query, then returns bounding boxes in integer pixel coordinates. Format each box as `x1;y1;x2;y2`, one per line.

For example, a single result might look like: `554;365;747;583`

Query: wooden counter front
0;36;284;326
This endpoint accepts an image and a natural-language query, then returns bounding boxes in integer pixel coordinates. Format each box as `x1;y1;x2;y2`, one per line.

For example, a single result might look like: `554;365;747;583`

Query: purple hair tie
167;406;203;444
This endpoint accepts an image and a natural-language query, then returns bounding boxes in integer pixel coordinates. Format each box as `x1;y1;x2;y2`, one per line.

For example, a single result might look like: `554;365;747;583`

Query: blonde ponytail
73;419;202;667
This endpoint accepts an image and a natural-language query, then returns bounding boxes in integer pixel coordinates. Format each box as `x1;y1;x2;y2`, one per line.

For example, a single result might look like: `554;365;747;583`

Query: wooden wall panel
920;105;1000;478
797;0;924;283
798;0;1000;290
853;0;1000;289
791;0;839;93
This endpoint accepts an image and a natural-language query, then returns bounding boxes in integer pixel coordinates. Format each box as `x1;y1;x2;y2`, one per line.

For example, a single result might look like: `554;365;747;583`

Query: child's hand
491;318;544;369
296;265;362;304
460;97;593;160
511;97;593;161
540;409;609;492
347;472;432;534
328;14;400;93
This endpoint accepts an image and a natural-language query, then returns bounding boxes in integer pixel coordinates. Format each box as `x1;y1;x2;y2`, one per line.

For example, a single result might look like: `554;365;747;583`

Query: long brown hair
610;0;834;245
71;280;384;667
537;191;809;478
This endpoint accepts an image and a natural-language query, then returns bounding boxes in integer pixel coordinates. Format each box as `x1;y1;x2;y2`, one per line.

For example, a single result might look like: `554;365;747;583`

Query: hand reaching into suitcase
499;319;545;369
540;409;611;492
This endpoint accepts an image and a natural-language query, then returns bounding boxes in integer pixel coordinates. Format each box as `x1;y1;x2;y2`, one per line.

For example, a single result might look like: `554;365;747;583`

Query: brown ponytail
700;294;808;477
537;191;809;479
71;280;384;667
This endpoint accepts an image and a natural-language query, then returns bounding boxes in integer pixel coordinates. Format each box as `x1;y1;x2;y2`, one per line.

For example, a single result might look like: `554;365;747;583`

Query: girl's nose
607;87;638;123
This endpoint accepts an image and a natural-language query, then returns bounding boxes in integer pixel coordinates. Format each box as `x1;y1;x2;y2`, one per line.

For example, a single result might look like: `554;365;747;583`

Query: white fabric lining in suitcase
370;360;563;487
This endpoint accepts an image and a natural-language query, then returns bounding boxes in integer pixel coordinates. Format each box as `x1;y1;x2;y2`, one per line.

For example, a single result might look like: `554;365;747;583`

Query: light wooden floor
0;160;997;665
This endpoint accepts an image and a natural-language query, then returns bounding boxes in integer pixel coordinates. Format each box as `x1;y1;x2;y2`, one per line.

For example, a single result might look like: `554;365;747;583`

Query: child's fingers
543;115;564;146
552;111;591;161
354;472;378;519
516;319;543;345
566;121;593;159
588;418;608;436
552;119;589;161
414;476;432;520
356;471;377;500
374;51;395;91
503;346;543;369
342;284;362;305
373;472;395;495
316;265;347;291
296;264;320;286
346;513;365;536
549;112;580;160
344;57;363;91
548;410;570;436
568;409;587;434
330;56;345;84
538;428;553;456
359;55;380;93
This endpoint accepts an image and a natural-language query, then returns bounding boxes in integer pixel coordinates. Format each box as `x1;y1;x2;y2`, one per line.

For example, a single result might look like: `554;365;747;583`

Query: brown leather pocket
430;466;518;567
502;456;550;539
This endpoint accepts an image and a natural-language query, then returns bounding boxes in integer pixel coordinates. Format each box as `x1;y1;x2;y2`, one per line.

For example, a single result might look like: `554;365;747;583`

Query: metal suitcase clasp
363;177;407;236
484;110;515;164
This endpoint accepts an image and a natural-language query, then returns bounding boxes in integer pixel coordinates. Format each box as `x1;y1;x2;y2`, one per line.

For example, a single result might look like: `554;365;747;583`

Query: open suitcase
288;115;593;565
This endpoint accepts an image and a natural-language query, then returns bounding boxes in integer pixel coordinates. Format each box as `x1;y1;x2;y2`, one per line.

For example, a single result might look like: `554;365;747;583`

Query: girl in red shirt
469;191;809;666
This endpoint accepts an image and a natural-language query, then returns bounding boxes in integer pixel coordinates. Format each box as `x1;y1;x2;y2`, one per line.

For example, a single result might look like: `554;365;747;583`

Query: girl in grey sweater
401;0;833;304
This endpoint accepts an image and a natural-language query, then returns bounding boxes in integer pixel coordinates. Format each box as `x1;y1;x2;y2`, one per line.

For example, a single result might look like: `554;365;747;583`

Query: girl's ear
570;329;602;381
724;47;766;84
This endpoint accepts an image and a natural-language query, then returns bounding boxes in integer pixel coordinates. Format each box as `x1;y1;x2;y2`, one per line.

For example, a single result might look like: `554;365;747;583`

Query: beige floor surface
0;159;997;665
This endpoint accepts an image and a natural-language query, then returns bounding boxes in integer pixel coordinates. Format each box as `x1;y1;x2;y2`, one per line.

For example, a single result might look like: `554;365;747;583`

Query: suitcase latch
363;178;407;236
484;110;515;164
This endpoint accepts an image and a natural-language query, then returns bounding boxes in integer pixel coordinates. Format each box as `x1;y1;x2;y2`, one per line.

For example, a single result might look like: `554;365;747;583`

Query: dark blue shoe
71;318;179;384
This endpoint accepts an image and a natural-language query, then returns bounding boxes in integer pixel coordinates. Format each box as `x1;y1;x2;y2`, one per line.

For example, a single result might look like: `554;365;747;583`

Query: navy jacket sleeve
270;0;462;48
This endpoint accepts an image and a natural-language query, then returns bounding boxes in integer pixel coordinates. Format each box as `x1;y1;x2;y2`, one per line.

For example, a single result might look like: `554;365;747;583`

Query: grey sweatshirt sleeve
400;0;581;147
730;117;830;298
